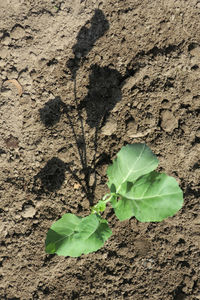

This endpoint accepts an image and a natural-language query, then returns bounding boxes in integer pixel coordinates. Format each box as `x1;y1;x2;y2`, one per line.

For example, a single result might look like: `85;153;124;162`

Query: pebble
21;205;36;218
160;110;178;133
101;118;117;136
10;26;26;39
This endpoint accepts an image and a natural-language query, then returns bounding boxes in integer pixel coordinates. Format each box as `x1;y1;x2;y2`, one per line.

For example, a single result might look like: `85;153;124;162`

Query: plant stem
91;193;116;214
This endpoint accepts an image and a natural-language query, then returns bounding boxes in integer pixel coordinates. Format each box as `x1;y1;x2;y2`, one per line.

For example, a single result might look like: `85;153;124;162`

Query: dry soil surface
0;0;200;299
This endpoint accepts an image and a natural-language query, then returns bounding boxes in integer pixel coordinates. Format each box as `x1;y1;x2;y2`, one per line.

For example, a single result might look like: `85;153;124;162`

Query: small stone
2;36;11;45
74;183;81;190
0;60;6;67
195;128;200;138
89;173;95;186
160;110;178;133
10;25;26;39
141;258;155;269
21;205;36;218
128;130;152;138
127;120;138;137
101;118;117;136
0;47;8;59
189;45;200;57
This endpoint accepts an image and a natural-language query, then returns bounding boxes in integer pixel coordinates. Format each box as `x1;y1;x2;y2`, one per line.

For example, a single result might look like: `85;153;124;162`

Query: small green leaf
107;144;159;194
113;172;183;222
45;213;112;257
91;200;106;214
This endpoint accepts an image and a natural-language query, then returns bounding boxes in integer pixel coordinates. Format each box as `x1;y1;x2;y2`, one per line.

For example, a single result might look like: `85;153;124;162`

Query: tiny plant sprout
45;143;183;257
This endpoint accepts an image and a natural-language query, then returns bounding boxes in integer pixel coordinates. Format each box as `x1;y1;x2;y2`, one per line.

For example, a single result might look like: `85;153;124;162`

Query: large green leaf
112;172;184;222
107;144;159;194
45;213;112;257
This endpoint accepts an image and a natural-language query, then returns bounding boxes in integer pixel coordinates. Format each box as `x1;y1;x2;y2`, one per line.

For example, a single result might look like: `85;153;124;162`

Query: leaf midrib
122;192;181;201
116;144;157;193
53;218;99;246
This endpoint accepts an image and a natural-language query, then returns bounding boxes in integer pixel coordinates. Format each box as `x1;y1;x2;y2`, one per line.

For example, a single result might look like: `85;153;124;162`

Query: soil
0;0;200;299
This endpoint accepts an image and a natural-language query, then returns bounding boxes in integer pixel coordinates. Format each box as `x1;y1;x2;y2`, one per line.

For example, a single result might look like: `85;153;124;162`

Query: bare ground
0;0;200;299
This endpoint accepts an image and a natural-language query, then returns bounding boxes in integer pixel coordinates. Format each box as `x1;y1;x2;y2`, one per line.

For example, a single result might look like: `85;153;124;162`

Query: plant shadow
34;9;123;207
66;8;109;78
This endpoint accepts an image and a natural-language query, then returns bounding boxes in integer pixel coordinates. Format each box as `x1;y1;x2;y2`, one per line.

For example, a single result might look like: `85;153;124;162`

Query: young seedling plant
45;143;183;257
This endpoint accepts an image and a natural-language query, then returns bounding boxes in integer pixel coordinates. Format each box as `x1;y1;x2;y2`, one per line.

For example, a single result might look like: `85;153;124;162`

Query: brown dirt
0;0;200;299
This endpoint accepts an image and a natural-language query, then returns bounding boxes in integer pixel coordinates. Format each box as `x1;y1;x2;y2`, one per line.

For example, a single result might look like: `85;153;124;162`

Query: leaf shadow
66;8;109;78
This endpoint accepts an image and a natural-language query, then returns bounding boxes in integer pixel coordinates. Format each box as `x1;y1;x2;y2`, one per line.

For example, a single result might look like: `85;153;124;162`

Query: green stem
91;193;116;214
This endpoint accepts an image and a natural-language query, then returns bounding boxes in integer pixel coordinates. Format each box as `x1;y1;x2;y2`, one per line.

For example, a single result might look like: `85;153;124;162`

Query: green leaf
107;144;159;195
45;213;112;257
91;200;106;214
113;172;184;222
